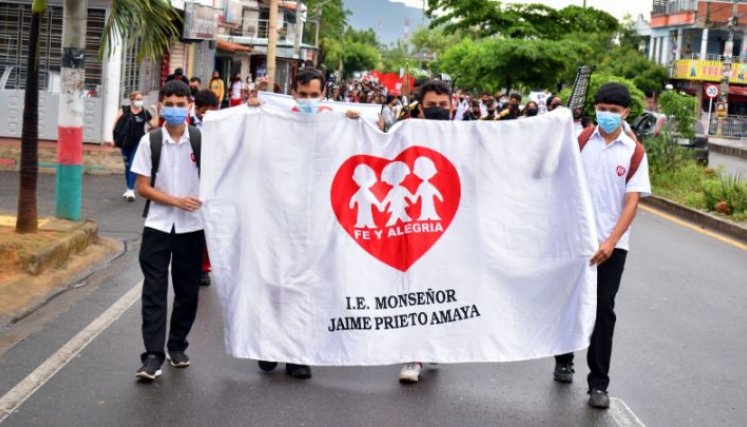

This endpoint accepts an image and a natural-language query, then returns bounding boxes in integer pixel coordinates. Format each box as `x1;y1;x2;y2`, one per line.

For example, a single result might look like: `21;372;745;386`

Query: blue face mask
161;106;189;126
596;111;623;134
297;98;322;115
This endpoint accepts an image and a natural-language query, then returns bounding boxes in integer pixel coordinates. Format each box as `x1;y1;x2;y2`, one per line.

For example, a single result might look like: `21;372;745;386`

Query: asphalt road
1;172;746;426
709;152;747;178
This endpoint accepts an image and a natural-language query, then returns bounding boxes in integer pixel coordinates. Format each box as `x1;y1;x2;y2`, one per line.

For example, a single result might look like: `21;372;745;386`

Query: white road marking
610;397;646;427
0;278;647;426
0;281;142;424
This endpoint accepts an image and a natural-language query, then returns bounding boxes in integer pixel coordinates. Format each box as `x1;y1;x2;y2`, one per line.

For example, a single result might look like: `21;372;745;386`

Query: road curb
708;142;747;160
22;221;99;275
642;196;747;244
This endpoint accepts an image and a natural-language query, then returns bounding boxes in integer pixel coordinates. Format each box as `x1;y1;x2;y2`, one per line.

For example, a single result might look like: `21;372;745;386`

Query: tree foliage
559;73;646;120
597;47;669;97
426;1;619;40
100;0;181;62
440;37;589;93
323;27;380;77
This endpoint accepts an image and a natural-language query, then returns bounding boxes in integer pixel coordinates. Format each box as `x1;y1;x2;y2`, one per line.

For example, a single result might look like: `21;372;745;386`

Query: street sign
705;84;719;98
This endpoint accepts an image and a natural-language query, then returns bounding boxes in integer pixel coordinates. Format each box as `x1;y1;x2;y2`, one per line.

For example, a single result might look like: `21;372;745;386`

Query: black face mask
190;87;198;97
526;108;538;117
423;106;451;121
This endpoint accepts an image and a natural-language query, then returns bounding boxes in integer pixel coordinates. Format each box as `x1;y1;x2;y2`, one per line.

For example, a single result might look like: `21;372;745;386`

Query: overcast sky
389;0;652;21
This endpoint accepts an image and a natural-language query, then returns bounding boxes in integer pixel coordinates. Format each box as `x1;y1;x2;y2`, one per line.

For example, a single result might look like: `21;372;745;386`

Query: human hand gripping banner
201;106;598;366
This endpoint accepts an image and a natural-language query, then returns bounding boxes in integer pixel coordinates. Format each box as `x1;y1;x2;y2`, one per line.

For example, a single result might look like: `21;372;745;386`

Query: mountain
343;0;429;46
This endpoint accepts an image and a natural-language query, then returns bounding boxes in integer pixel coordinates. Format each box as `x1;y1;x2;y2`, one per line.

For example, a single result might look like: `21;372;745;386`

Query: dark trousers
139;227;205;363
555;248;628;392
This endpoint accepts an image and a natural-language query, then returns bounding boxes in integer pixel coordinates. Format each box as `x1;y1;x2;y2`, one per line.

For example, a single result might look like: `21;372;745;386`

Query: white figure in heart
412;156;443;221
381;161;416;227
350;164;384;229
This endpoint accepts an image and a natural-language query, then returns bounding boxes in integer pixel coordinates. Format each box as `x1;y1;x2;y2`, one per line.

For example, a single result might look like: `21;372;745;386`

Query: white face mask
132;100;144;108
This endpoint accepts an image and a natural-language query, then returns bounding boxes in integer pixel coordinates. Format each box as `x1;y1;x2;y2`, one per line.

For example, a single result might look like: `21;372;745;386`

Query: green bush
701;174;747;214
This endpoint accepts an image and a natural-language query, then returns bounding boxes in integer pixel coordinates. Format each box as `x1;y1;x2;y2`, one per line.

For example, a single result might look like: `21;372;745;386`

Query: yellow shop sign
673;59;747;84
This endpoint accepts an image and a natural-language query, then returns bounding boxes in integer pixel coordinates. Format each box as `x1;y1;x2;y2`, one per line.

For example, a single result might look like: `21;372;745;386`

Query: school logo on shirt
191;153;197;163
616;165;627;177
330;146;461;272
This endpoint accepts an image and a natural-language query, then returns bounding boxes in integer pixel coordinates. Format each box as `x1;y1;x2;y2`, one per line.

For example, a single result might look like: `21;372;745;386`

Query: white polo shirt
131;126;203;234
581;127;651;251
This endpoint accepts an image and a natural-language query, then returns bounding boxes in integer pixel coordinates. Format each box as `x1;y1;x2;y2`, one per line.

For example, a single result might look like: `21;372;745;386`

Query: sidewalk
0;138;123;175
708;136;747;159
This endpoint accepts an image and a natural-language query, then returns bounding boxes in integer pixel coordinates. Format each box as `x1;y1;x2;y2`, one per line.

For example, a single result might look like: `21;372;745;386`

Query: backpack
578;126;645;183
142;126;202;218
112;106;133;149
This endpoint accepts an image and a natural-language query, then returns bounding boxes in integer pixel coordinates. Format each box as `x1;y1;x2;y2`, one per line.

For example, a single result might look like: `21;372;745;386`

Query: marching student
131;80;205;381
553;83;650;409
398;79;454;384
248;68;361;379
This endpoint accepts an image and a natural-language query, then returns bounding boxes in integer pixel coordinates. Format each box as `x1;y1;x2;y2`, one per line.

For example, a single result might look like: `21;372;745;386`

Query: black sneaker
285;363;312;379
167;351;191;368
588;389;610;409
200;272;211;287
553;362;574;383
258;360;278;372
136;354;162;381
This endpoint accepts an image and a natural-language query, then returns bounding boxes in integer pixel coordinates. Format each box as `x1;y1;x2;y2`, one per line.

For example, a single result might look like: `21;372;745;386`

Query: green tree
16;0;47;233
597;47;669;96
426;1;619;40
323;27;379;76
303;0;349;68
100;0;182;62
440;37;589;93
559;73;646;121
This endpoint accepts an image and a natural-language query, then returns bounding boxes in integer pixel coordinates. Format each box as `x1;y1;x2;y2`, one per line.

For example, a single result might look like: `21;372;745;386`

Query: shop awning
217;39;252;53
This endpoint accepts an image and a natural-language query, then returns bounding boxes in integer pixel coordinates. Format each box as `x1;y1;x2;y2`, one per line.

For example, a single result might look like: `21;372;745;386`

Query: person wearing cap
552;82;651;409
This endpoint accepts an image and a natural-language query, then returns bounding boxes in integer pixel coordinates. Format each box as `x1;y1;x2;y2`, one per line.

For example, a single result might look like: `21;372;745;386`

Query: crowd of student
114;67;650;411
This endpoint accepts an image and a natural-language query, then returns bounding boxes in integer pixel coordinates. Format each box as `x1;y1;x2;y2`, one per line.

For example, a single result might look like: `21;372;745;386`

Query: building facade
650;0;747;135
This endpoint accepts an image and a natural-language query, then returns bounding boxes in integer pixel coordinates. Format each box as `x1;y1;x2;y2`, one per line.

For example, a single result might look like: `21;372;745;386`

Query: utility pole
716;0;738;137
267;0;279;91
55;0;87;220
293;1;303;63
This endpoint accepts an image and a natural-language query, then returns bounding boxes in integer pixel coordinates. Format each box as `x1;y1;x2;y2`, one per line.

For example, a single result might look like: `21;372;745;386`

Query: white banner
258;91;383;122
201;106;598;366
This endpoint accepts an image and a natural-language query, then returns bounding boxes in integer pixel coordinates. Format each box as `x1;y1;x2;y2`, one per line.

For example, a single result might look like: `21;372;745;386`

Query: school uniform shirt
581;127;651;251
131;126;204;234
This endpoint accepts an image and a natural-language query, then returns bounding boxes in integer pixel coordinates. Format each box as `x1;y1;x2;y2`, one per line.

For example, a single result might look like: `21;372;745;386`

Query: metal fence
709;115;747;137
653;0;698;16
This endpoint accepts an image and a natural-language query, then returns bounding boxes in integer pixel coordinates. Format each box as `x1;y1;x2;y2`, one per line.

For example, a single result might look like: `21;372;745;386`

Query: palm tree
18;0;180;230
100;0;181;62
15;0;48;234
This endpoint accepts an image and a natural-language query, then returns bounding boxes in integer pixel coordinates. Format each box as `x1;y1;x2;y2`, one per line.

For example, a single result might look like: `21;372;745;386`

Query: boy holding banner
553;83;650;409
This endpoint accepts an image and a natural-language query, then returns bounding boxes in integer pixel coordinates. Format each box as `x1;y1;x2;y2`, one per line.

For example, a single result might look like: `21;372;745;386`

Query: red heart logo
331;146;461;272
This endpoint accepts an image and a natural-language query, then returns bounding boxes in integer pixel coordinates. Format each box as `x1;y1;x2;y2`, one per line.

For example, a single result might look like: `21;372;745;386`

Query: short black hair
509;93;522;102
416;80;452;104
546;95;561;107
194;89;219;108
189;77;201;84
160;80;191;99
293;68;325;91
175;68;184;75
594;83;631;108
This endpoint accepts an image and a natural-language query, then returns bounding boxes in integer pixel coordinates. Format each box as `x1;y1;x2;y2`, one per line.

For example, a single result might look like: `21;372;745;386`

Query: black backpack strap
187;125;201;176
142;128;163;218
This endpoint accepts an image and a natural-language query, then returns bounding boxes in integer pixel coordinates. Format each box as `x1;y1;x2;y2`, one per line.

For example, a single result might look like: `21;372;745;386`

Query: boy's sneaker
399;362;423;383
126;190;136;202
588;389;610;409
285;363;312;379
553;362;574;383
135;354;162;381
200;272;211;287
167;351;190;368
258;360;278;372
